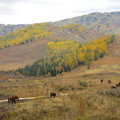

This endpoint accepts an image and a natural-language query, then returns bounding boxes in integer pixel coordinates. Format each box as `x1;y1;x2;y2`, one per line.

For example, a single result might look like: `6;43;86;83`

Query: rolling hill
0;23;104;70
54;11;120;34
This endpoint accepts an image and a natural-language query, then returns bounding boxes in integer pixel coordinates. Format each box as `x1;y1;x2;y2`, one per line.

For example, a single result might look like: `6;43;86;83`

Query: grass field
0;40;120;120
0;62;120;120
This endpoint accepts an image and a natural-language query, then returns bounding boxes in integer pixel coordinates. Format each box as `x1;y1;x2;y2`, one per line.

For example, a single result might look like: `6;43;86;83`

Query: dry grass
0;62;120;120
0;39;47;71
0;39;120;120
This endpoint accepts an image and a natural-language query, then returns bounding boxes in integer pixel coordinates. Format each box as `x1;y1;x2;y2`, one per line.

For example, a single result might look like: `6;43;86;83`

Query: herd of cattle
7;92;57;104
7;80;120;104
101;79;120;88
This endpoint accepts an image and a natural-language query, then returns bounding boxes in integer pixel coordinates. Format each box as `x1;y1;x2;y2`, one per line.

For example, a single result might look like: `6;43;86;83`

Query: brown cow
108;80;111;84
8;96;19;104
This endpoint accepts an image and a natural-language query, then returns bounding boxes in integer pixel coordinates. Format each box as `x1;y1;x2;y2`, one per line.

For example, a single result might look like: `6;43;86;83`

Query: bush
99;89;120;97
79;81;88;87
56;85;75;92
76;97;91;120
76;115;91;120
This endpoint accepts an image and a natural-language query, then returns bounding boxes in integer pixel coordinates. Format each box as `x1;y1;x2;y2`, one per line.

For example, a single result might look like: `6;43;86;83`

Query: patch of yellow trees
17;35;114;77
0;23;51;48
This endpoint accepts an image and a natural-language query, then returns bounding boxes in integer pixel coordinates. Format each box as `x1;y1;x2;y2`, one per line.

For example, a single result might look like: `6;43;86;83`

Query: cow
101;79;103;83
111;86;117;89
50;92;56;98
108;80;111;84
8;96;19;104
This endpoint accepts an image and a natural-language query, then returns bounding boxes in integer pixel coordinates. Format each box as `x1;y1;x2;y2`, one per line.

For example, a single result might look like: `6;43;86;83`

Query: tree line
16;35;115;77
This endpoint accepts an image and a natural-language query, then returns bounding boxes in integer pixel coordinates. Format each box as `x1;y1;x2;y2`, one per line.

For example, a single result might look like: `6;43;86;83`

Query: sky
0;0;120;24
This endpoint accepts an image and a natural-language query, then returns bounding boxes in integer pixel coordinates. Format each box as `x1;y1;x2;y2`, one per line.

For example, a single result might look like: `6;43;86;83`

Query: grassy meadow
0;62;120;120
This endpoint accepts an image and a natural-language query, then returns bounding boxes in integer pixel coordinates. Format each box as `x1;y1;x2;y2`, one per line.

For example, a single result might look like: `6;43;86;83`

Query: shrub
76;115;91;120
79;81;88;87
99;89;120;97
56;85;75;92
76;97;91;120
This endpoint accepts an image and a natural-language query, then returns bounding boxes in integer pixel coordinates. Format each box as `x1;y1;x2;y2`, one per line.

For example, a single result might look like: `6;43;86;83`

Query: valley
0;11;120;120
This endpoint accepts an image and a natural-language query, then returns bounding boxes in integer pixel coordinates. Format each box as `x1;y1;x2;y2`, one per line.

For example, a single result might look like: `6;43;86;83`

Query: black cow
101;79;103;83
111;86;117;89
50;92;56;98
8;96;19;104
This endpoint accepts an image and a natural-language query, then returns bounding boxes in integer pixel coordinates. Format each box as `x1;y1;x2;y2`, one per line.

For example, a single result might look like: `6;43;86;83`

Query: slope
0;24;26;36
54;11;120;34
68;38;120;74
0;23;104;71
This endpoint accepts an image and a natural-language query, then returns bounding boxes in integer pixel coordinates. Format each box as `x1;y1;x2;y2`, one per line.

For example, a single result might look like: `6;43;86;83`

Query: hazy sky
0;0;120;24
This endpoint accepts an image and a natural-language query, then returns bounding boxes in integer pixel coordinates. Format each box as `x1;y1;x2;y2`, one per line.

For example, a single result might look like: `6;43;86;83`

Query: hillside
0;23;104;70
0;23;51;48
0;24;26;36
17;36;112;77
54;11;120;34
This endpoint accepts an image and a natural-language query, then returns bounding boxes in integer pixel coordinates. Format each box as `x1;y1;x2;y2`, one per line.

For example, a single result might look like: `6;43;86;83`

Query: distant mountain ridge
1;11;120;36
54;11;120;34
0;24;27;36
1;11;120;37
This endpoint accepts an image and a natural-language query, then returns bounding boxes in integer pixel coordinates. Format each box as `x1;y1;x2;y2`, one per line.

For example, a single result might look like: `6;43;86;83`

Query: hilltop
54;11;120;34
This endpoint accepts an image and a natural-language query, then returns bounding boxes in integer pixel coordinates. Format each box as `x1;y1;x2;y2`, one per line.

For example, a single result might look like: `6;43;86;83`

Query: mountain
0;24;27;36
0;23;104;48
0;23;104;70
54;11;120;34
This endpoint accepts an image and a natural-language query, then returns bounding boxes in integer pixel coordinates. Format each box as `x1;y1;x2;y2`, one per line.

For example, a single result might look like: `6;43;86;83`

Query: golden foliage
0;23;51;48
18;36;114;76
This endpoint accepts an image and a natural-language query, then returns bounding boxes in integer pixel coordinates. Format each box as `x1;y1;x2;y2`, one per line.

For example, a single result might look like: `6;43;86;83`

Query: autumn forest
17;35;115;77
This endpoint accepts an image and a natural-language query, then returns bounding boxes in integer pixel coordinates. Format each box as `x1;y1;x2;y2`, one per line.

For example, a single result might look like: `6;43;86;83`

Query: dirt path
0;93;69;103
0;96;47;103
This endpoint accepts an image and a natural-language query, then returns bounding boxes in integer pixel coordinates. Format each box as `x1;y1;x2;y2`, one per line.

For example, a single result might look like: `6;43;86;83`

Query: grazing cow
50;92;56;98
101;79;103;83
8;96;19;104
108;80;111;84
111;86;117;89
